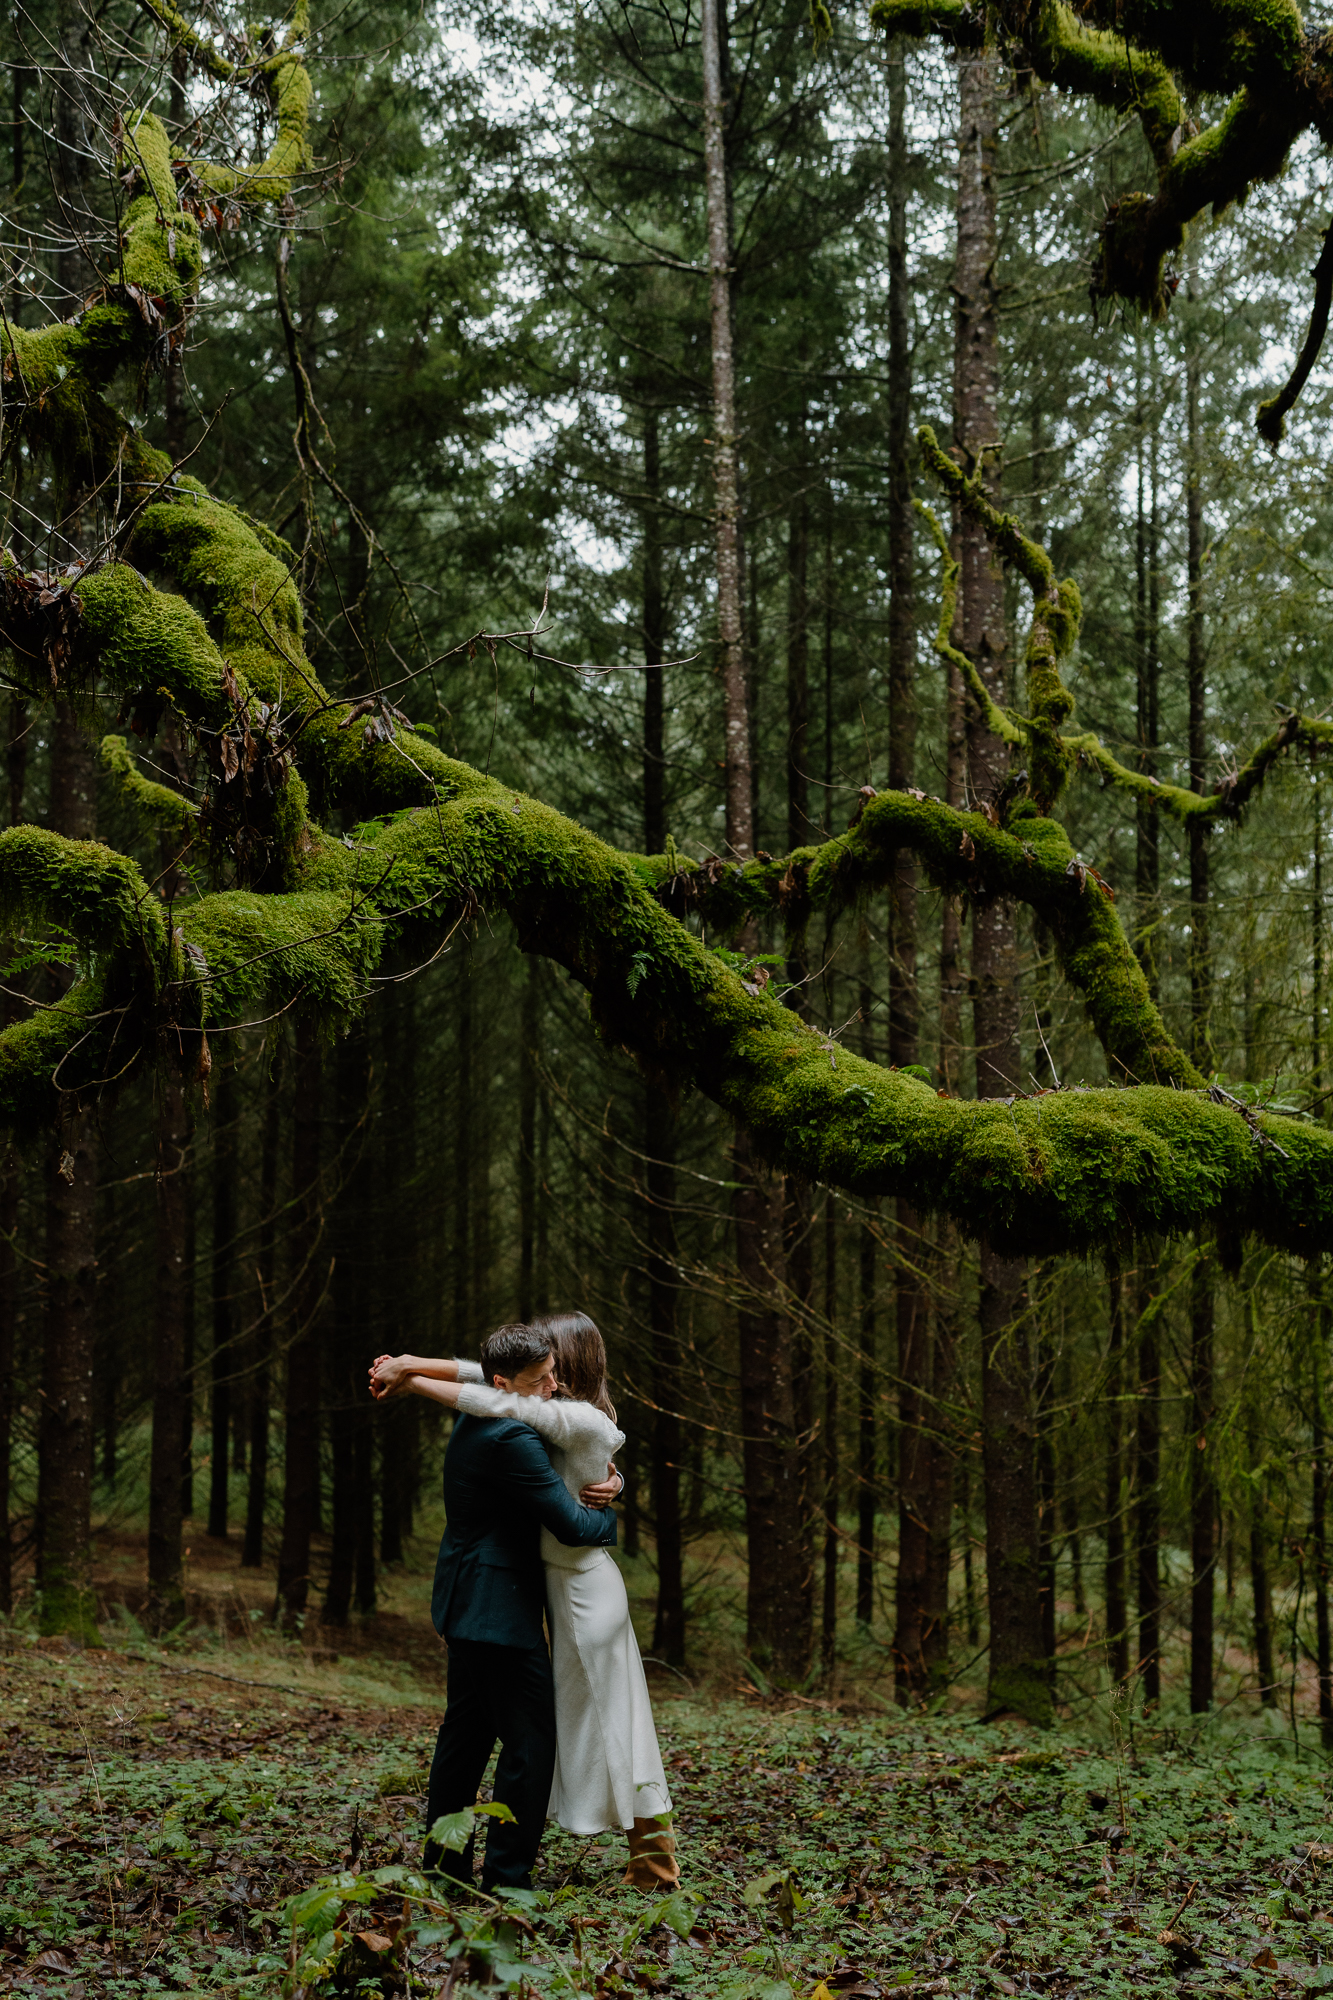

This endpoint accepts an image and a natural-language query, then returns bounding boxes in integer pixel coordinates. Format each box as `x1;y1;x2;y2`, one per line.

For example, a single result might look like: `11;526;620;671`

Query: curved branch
1257;221;1333;444
877;0;1313;318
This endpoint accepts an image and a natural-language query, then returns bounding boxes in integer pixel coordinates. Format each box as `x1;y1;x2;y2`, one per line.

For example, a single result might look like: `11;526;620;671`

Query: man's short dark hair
480;1323;552;1383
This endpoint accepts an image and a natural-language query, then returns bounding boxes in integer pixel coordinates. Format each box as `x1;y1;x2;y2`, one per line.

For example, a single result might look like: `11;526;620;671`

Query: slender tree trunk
1246;1394;1275;1705
885;41;940;1704
518;960;539;1322
646;1084;684;1663
700;0;749;850
454;970;472;1332
955;49;1047;1724
36;705;99;1643
700;0;804;1680
736;1152;806;1678
1035;1310;1056;1671
640;404;686;1661
378;979;418;1566
243;1064;281;1569
325;1029;373;1627
1186;331;1215;1716
784;413;815;1648
471;983;492;1335
856;1182;876;1628
1317;1268;1333;1749
1136;1257;1162;1703
822;1194;839;1675
0;694;26;1614
147;1068;190;1632
1133;362;1163;1708
275;1025;323;1624
209;1060;237;1538
1102;1298;1128;1678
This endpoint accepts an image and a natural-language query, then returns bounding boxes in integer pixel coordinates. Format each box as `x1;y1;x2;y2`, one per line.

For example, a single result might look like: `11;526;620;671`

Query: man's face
495;1352;557;1400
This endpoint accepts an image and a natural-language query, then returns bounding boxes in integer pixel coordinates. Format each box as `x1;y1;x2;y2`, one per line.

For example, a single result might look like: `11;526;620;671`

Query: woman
369;1312;677;1891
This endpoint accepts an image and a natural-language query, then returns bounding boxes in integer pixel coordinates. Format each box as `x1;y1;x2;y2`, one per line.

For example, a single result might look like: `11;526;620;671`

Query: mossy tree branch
873;0;1331;440
4;764;1328;1258
0;0;1328;1270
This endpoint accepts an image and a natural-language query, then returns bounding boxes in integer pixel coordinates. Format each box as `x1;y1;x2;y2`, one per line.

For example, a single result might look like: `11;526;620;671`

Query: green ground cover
4;1631;1333;1998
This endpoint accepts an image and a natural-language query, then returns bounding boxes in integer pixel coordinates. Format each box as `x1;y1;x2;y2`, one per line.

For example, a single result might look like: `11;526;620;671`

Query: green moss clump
100;735;198;843
0;825;166;974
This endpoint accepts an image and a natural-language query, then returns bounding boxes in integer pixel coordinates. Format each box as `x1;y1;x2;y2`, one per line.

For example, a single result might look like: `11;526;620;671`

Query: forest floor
6;1519;1333;1998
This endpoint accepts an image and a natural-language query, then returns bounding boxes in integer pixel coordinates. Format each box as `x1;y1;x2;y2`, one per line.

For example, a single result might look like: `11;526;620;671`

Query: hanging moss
100;736;198;843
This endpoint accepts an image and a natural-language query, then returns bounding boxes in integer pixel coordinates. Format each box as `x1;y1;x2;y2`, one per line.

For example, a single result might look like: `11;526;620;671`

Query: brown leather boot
622;1814;680;1891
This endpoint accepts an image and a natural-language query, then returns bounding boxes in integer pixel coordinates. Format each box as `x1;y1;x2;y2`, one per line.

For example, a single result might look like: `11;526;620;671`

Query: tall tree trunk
0;693;25;1613
147;1066;190;1632
325;1029;373;1628
1035;1308;1056;1671
1185;329;1215;1716
1133;358;1163;1707
471;979;492;1334
955;49;1047;1725
736;1162;806;1678
885;40;942;1705
700;0;749;853
36;705;99;1643
820;565;839;1678
639;403;686;1661
275;1025;323;1624
379;981;418;1567
1104;1270;1129;1681
518;959;539;1323
147;725;194;1629
454;970;472;1332
1246;1394;1276;1706
1136;1258;1162;1703
700;0;805;1680
209;1059;237;1538
822;1193;839;1675
1314;1296;1333;1748
243;1062;281;1569
784;411;815;1649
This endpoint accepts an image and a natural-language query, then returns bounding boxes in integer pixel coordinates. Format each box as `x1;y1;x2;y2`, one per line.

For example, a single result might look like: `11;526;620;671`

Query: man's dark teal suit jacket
431;1410;617;1649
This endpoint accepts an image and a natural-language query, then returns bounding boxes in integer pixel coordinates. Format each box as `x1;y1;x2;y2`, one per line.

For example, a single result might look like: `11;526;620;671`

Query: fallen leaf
30;1950;75;1973
355;1932;393;1955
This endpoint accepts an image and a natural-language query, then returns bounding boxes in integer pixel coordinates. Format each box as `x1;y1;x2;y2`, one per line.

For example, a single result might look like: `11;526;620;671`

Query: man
425;1322;619;1892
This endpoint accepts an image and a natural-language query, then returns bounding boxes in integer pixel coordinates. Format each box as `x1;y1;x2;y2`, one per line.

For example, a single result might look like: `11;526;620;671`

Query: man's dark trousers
424;1639;556;1891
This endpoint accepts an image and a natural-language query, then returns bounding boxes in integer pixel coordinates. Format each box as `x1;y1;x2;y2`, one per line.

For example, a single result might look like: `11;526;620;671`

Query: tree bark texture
36;704;99;1642
147;1066;190;1631
325;1027;374;1627
243;1063;281;1568
1104;1271;1129;1681
1136;1256;1162;1703
209;1059;237;1538
275;1024;323;1623
700;0;750;862
956;48;1048;1725
735;1131;807;1682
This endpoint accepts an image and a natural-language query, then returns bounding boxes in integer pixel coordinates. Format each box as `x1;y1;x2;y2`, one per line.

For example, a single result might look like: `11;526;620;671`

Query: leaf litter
5;1643;1333;1997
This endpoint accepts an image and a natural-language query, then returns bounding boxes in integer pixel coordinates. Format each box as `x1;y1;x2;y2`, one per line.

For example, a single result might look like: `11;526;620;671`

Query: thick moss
101;736;197;842
0;826;166;973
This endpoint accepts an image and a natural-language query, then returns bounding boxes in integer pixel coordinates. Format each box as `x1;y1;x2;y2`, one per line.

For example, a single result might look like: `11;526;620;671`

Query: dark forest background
1;0;1330;1729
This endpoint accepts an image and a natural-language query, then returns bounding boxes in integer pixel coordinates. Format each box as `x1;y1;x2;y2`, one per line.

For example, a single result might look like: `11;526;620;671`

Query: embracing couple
369;1312;676;1897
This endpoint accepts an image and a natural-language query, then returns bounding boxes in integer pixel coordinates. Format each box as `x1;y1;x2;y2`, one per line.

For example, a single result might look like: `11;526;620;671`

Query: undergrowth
7;1635;1333;1997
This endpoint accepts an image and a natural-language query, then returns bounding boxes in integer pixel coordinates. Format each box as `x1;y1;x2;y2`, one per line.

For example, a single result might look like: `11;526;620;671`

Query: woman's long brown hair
529;1311;617;1423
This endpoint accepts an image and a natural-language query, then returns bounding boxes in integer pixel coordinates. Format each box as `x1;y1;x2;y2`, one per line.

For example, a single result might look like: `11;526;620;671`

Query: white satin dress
454;1365;672;1836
